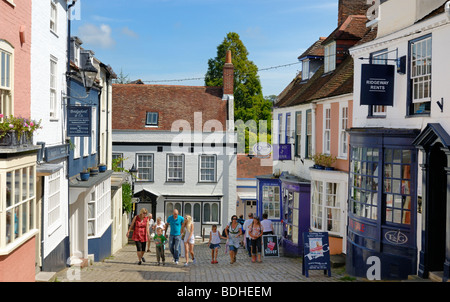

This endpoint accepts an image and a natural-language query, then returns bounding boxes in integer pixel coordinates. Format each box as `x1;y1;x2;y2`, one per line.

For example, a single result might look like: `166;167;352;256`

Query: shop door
184;202;201;237
426;144;447;272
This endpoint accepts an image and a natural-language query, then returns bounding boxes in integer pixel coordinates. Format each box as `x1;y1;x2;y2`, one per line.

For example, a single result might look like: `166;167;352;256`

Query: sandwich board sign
262;235;279;257
302;232;331;277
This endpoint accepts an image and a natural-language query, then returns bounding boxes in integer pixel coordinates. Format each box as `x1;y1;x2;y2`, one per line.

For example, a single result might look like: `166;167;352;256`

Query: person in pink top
127;208;150;265
249;216;264;263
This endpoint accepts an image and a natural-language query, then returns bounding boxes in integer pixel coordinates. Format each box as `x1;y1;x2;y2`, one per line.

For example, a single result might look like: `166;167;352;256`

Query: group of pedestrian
128;208;197;266
129;208;273;266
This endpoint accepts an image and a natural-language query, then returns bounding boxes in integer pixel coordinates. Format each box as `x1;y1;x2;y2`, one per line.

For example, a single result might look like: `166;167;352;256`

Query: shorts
228;245;239;252
209;243;220;249
135;241;147;252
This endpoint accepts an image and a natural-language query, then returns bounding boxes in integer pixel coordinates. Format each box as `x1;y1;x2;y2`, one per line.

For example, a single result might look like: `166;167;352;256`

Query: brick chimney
223;50;234;96
338;0;370;26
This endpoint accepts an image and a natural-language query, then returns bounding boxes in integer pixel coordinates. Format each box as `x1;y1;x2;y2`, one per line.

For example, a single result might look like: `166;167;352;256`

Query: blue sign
67;106;91;137
360;64;395;106
302;232;331;277
274;144;291;160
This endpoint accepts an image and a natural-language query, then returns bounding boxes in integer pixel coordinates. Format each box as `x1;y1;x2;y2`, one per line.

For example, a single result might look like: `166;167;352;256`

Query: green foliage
205;32;273;136
122;182;133;214
0;115;42;140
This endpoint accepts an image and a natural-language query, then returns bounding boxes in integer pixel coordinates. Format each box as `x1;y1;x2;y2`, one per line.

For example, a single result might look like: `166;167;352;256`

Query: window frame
166;154;184;182
145;112;159;127
136;153;154;182
339;104;349;158
87;178;111;238
311;180;342;236
50;1;57;33
324;41;336;73
302;59;310;80
262;185;281;220
285;113;291;144
198;154;217;183
0;40;14;118
367;49;389;117
49;56;58;119
323;106;331;154
295;111;302;157
305;109;312;158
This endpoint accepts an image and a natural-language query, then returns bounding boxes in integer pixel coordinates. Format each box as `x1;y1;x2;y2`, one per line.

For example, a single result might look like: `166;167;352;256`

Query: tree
205;32;272;136
113;68;130;84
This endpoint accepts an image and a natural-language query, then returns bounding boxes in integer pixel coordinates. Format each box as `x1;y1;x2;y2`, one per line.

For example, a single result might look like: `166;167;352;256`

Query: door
184;202;201;238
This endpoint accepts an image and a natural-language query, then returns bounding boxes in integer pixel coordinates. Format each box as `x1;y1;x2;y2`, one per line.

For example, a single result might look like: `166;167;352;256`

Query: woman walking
182;215;196;266
249;216;264;263
127;208;150;265
225;215;242;264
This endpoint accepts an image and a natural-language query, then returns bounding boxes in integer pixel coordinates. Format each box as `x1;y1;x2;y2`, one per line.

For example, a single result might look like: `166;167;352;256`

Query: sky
70;0;340;97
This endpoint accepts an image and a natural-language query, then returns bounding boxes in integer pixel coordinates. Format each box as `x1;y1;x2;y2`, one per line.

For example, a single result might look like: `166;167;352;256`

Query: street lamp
129;164;138;217
80;56;98;95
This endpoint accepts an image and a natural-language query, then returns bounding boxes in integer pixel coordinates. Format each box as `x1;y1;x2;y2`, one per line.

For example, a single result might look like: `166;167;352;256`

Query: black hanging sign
67;106;91;137
302;232;331;277
360;64;395;106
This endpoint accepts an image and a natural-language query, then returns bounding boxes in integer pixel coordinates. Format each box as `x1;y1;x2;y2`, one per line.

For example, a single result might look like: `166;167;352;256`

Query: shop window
47;171;61;229
311;181;341;234
88;178;111;238
262;185;280;220
3;165;36;248
283;190;299;245
203;202;219;223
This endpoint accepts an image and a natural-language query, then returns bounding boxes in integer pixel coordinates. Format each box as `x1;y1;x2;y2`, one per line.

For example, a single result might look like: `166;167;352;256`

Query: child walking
153;227;167;265
208;225;225;264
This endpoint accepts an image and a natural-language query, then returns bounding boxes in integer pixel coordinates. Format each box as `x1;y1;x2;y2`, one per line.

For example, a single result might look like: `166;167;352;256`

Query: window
137;154;154;181
167;154;184;182
369;50;388;116
3;165;36;247
283;190;299;244
50;57;57;118
91;106;96;154
146;112;159;126
47;171;61;229
409;36;432;115
199;155;216;182
340;106;348;157
285;113;291;144
203;202;219;223
311;181;341;234
0;42;13;118
278;114;283;144
302;60;310;80
88;178;111;237
295;112;302;157
305;110;312;158
112;153;123;169
50;1;57;33
323;107;331;154
324;42;336;73
262;185;281;220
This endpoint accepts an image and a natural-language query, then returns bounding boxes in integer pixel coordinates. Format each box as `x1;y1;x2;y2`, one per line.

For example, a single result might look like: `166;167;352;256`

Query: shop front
346;128;420;280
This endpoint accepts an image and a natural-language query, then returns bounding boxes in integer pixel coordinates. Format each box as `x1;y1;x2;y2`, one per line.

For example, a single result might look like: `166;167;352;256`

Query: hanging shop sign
302;232;331;277
67;105;91;137
274;144;292;161
360;64;395;106
262;235;279;257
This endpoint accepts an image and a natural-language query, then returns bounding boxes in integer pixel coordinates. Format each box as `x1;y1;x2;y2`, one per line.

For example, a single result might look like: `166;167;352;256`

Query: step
35;271;56;282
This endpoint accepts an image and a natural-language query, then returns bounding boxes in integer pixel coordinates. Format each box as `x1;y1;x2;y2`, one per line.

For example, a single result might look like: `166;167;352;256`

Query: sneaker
184;263;188;267
141;257;145;263
193;258;197;264
157;262;160;266
175;260;179;265
138;261;142;265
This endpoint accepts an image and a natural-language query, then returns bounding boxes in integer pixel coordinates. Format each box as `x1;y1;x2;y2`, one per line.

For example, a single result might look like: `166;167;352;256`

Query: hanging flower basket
0;115;41;147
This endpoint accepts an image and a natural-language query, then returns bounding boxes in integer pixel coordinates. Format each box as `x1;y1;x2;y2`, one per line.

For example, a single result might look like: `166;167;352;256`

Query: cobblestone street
54;239;362;283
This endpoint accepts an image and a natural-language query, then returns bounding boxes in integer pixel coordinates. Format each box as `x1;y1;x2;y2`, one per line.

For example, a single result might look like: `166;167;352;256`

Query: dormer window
324;42;336;73
146;112;159;126
302;60;310;80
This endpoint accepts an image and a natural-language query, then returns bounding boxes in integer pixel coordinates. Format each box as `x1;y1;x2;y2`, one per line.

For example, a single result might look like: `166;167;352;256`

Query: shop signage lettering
349;218;365;233
274;144;291;161
385;230;408;245
360;64;395;106
262;235;279;257
67;105;92;137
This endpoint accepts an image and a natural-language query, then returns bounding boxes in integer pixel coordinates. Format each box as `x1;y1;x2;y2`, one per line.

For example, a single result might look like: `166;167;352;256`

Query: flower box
0;131;33;147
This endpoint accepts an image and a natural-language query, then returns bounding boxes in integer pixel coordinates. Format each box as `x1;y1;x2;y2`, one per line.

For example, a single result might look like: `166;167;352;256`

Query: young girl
249;216;264;263
181;215;196;266
208;225;225;264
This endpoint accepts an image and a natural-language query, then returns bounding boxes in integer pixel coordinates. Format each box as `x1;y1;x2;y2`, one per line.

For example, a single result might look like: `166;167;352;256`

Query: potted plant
0;114;42;146
80;169;90;181
312;153;325;169
89;166;99;176
322;154;337;170
98;163;107;173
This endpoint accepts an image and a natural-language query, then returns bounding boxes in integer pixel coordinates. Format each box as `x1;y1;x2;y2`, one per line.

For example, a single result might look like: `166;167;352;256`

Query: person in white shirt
242;213;254;257
261;213;273;235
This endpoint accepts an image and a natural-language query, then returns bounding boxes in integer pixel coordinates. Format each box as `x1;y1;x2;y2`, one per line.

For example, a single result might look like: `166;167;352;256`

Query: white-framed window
306;110;313;158
3;165;37;248
285;113;291;144
50;57;57;118
88;177;111;238
410;36;432;114
323;106;331;154
1;41;13;118
324;42;336;73
295;111;302;157
302;60;310;80
167;154;184;182
137;154;154;181
50;1;57;33
262;185;281;220
47;170;61;230
199;154;216;182
145;112;158;127
278;114;283;144
339;105;349;157
370;50;388;116
311;180;341;235
203;202;219;223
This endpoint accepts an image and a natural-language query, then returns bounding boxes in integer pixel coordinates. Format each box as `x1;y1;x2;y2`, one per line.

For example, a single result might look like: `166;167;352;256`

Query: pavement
53;239;363;283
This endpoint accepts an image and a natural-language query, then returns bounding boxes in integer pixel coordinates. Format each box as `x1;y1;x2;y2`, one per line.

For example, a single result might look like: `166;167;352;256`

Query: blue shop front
256;173;310;257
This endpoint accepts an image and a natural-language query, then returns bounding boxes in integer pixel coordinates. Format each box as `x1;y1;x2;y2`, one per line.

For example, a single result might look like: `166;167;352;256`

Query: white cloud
77;23;116;49
121;27;139;39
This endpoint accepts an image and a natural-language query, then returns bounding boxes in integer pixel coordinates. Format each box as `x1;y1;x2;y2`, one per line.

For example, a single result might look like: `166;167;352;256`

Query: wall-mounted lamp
437;98;444;113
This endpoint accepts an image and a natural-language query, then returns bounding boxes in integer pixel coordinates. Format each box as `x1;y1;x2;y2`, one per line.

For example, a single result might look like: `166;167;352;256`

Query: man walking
243;213;254;257
165;209;184;264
